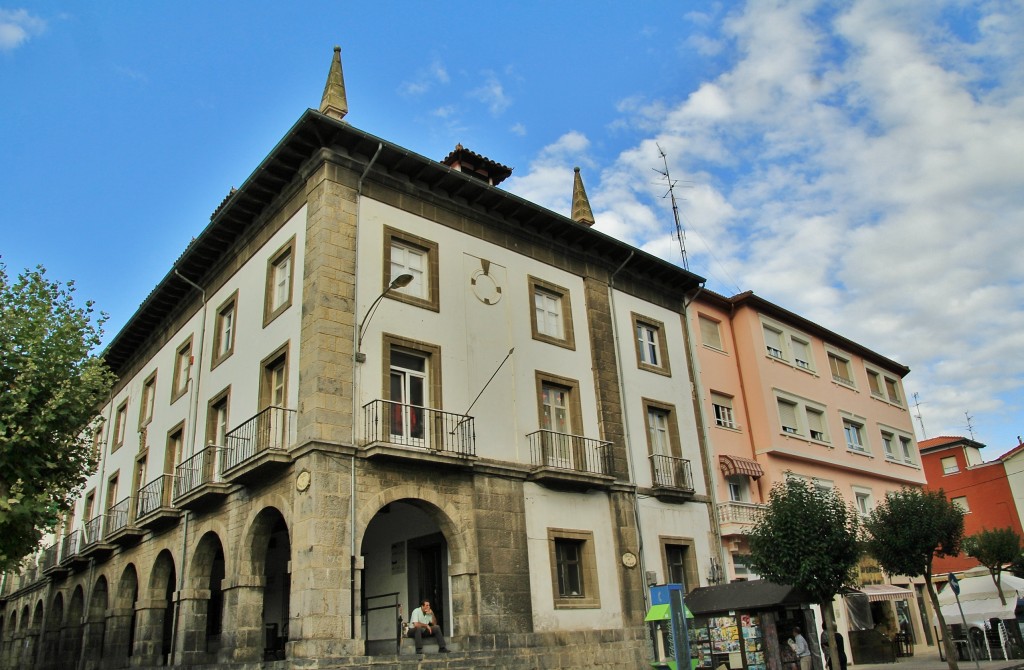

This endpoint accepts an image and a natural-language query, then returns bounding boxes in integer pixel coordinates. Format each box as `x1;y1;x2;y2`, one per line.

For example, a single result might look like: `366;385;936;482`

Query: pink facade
688;291;926;579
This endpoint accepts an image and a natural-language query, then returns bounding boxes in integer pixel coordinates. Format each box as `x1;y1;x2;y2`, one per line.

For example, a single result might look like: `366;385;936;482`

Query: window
139;372;157;428
264;238;295;324
105;473;120;512
727;477;746;502
867;370;884;397
843;419;867;453
806;407;828;442
528;276;575;349
884;377;902;405
212;291;237;368
711;393;737;429
165;424;184;476
881;431;897;459
206;390;230;447
172;337;193;402
828;352;855;387
764;325;785;360
698;315;723;351
899;436;914;463
952;496;970;513
644;400;684;487
941;456;959;475
632;313;671;375
661;538;699;593
548;529;600;608
91;424;105;459
112;401;128;453
260;345;289;410
867;367;904;406
390;349;427;443
535;372;584;468
854;489;873;517
791;338;813;371
647;407;670;455
778;398;800;435
383;227;439;312
83;491;96;523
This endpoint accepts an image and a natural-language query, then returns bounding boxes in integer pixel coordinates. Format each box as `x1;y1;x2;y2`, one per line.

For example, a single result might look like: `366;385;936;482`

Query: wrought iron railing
221;406;296;473
106;497;131;535
41;543;58;571
175;445;226;499
362;400;476;457
60;530;83;562
137;474;173;519
717;501;766;526
649;454;694;491
84;514;106;546
527;430;612;475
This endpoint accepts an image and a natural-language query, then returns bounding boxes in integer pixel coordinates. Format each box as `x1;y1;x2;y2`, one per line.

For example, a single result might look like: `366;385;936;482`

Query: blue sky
2;1;1022;456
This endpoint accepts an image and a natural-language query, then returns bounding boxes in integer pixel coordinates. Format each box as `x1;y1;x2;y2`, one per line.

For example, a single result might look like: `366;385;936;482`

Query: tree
746;478;861;670
963;527;1021;606
0;264;115;570
864;488;964;670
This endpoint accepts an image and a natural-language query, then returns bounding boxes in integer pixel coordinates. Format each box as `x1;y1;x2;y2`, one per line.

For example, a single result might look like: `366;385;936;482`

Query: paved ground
852;648;1024;670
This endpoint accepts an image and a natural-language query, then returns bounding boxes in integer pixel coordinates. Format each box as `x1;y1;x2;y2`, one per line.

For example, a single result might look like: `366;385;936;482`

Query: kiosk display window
689;613;765;670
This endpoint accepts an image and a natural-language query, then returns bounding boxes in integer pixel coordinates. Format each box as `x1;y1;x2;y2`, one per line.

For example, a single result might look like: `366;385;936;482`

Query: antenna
912;392;927;438
654;144;688;270
964;410;976;441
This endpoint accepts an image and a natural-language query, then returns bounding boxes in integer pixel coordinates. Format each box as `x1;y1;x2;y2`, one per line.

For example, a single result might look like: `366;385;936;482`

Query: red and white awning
719;455;765;479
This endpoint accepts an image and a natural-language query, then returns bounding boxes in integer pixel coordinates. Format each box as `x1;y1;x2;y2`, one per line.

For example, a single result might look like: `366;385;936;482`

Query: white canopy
937;571;1024;625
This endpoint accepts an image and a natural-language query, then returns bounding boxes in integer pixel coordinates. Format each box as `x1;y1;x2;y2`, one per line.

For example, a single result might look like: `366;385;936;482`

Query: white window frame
760;318;815;373
853;487;873;517
828;349;856;388
952;496;970;513
843;417;868;453
942;456;959;475
711;392;738;430
774;391;829;443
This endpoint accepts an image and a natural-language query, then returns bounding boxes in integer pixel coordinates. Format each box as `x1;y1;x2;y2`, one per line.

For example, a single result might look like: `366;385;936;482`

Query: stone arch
83;575;109;669
182;530;226;659
142;549;177;665
21;604;31;632
229;506;290;661
110;564;139;667
62;585;86;665
42;591;63;670
89;575;109;623
32;600;44;629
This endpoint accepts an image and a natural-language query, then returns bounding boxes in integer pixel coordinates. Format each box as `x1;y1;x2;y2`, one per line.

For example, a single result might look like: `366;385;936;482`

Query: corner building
0;48;718;669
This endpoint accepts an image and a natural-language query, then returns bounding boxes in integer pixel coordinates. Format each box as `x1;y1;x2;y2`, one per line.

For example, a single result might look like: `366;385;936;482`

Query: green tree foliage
964;527;1021;606
865;488;964;670
0;264;115;570
746;477;861;670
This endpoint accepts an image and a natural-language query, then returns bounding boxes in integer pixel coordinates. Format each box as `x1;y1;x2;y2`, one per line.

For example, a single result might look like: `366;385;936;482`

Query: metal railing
41;543;58;571
60;530;83;562
221;406;296;473
649;454;694;491
106;497;131;535
363;400;476;457
137;474;173;519
527;430;612;475
363;592;404;655
717;501;766;526
84;514;106;546
175;445;226;499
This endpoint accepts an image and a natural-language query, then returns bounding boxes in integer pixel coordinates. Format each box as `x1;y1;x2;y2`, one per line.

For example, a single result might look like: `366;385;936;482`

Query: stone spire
571;167;595;226
320;45;349;121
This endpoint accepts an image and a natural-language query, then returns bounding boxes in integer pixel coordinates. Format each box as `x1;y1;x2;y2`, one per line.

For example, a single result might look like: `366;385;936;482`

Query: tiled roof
918;436;966;449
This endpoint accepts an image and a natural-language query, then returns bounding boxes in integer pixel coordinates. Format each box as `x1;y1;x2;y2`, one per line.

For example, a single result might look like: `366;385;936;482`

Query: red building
919;436;1024;573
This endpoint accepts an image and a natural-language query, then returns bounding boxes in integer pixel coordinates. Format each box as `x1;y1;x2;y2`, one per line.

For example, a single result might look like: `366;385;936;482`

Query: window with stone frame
632;312;671;375
548;528;600;608
383;226;440;312
212;291;238;369
660;537;699;593
528;276;575;350
139;372;157;429
171;336;193;403
112;401;128;453
263;237;296;326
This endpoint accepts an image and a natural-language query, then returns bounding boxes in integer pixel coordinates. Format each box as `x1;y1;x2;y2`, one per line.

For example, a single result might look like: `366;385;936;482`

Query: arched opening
88;575;109;663
116;565;139;662
65;586;86;662
188;531;226;657
148;550;177;665
31;601;44;669
360;500;450;653
260;513;290;660
44;591;63;669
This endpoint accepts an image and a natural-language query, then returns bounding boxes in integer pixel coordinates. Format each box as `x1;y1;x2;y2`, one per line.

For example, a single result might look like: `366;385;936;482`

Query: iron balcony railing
60;530;83;562
717;501;766;527
221;406;297;473
174;445;227;499
106;497;131;535
649;454;694;491
362;400;476;457
84;514;106;546
41;543;58;571
137;474;174;519
527;430;612;475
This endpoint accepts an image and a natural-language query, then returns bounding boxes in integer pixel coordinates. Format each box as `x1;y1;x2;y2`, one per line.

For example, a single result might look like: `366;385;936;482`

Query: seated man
407;599;449;653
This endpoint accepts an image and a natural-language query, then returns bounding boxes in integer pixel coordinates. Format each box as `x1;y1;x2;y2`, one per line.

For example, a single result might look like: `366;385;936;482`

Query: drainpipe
170;268;209;665
680;284;728;581
606;252;653;612
350;143;383;640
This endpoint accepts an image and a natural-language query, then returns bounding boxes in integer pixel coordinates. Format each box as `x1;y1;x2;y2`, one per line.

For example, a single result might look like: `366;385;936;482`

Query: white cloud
399;58;449;96
470;72;511;116
0;9;46;52
509;122;526;137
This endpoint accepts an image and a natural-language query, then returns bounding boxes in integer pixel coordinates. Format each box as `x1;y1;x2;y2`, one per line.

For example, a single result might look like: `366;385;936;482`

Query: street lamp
356;273;413;362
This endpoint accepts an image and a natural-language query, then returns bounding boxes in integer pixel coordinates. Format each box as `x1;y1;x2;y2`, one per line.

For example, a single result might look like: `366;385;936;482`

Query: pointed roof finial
571;167;595;226
320;45;349;121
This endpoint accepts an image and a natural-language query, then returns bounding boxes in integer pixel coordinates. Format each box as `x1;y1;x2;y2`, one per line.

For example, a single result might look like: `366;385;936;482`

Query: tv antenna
654;144;688;270
964;410;976;441
912;392;927;438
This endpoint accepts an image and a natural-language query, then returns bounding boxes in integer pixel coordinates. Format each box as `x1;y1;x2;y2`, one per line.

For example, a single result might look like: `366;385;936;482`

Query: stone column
129;599;170;667
80;619;106;670
218;577;264;663
473;475;531;635
175;588;213;665
101;608;134;670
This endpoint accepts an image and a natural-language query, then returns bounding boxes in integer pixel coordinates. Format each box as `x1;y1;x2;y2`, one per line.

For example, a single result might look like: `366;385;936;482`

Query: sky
1;1;1022;457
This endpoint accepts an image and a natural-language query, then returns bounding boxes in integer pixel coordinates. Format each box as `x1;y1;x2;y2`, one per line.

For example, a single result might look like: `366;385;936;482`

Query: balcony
81;514;116;562
221;406;296;486
59;530;89;570
174;445;232;510
361;400;476;466
104;497;143;546
526;430;614;490
717;501;766;536
649;454;696;503
136;474;181;531
41;542;66;577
